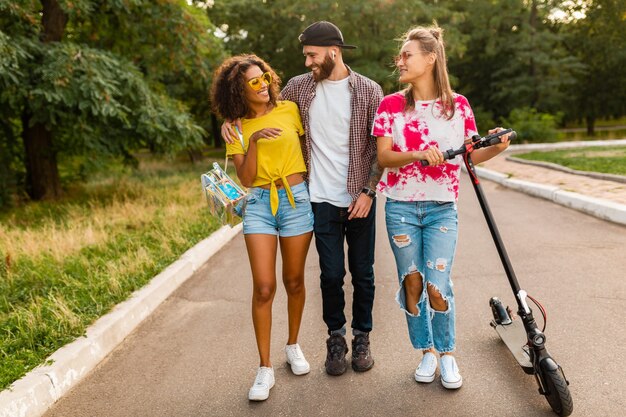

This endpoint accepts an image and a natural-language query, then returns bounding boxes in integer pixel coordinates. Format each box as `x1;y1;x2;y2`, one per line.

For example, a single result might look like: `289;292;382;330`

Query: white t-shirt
308;77;352;207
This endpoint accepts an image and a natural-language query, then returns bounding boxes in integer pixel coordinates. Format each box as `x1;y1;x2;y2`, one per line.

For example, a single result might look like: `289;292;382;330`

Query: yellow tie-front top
225;100;306;215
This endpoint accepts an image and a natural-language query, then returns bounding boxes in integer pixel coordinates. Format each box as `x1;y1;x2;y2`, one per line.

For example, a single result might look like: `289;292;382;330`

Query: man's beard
312;53;335;81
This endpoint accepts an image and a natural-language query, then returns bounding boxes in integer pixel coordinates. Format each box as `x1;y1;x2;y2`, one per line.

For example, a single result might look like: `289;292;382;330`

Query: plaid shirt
281;67;384;201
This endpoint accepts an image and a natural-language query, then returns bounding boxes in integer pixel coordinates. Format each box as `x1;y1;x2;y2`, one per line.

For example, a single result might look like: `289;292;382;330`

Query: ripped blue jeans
385;199;458;353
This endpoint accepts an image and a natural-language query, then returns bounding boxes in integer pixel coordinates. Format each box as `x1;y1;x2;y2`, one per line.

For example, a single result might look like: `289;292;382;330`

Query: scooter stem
464;154;525;309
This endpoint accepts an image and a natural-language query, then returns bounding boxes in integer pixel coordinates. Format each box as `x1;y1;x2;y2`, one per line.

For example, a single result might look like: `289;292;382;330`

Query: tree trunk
41;0;68;42
22;112;62;199
586;115;595;137
186;147;203;164
23;0;68;200
211;113;222;148
0;121;16;207
529;0;539;108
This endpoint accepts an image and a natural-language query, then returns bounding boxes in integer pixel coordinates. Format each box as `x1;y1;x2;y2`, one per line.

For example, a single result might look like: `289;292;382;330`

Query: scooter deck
493;318;533;371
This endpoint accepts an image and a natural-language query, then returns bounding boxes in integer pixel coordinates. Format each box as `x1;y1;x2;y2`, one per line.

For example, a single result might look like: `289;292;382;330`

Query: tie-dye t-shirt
372;92;478;202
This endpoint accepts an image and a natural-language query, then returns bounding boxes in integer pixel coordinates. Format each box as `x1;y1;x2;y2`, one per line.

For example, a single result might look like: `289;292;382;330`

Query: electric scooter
421;129;573;416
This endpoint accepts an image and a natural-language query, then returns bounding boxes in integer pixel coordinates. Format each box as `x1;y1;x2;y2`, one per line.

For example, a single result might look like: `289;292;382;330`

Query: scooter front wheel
539;359;573;416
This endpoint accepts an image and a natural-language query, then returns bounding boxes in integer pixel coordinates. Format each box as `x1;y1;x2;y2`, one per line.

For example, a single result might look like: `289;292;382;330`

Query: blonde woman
373;26;512;389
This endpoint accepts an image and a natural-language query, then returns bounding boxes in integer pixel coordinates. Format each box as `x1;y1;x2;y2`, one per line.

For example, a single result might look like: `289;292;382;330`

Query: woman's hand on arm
231;127;282;187
376;136;444;168
248;127;282;143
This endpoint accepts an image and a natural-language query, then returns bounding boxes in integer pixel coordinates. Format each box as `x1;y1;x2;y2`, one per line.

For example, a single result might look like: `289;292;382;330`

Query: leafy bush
0;118;24;210
502;107;563;143
471;106;496;136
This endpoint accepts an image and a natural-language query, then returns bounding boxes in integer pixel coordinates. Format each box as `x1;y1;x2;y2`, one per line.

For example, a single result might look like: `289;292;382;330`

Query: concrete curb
0;224;242;417
475;167;626;226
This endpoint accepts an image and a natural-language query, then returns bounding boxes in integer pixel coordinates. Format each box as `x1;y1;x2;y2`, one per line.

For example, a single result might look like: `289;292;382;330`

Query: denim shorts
385;199;458;352
242;182;314;237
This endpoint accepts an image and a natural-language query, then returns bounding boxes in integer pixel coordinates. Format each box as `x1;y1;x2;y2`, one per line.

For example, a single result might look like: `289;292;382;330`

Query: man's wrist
361;187;376;199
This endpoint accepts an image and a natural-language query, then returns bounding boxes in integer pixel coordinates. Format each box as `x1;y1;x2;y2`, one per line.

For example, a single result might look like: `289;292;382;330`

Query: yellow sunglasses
247;72;272;91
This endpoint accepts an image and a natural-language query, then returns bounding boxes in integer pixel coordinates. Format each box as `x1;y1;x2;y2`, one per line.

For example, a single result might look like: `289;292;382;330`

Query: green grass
515;146;626;176
0;153;222;390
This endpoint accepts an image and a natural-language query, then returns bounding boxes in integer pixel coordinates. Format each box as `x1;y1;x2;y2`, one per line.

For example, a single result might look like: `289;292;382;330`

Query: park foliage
1;0;625;205
0;0;225;206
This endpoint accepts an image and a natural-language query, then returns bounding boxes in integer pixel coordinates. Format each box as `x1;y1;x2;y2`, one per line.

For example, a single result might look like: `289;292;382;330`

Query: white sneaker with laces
440;355;463;389
285;343;310;375
248;367;275;401
414;352;438;383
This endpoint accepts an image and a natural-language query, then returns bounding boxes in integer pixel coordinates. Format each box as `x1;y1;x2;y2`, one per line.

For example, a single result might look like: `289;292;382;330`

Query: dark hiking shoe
351;333;374;372
325;334;348;376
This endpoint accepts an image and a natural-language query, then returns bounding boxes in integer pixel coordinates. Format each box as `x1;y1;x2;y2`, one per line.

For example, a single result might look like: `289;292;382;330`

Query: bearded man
282;21;383;376
222;21;383;376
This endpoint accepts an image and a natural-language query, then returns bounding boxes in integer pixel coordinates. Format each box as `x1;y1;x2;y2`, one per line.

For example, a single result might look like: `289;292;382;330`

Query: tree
205;0;624;138
562;0;626;134
445;0;582;121
208;0;462;93
0;0;225;202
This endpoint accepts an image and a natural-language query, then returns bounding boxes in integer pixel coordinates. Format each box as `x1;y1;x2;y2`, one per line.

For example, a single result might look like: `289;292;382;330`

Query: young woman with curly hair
211;54;313;401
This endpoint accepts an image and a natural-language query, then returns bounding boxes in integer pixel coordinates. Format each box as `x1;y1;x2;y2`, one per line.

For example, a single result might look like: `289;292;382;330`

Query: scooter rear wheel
539;360;573;416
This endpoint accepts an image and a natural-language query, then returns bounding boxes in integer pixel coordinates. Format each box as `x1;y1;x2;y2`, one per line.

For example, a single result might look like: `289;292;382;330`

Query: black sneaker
351;333;374;372
325;334;348;376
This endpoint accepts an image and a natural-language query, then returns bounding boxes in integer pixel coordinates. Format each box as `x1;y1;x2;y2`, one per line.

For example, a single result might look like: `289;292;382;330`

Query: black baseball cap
298;21;357;49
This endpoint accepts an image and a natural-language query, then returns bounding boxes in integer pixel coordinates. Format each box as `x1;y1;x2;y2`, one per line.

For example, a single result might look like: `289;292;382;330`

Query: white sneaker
414;352;437;383
440;355;463;389
285;343;310;375
248;367;275;401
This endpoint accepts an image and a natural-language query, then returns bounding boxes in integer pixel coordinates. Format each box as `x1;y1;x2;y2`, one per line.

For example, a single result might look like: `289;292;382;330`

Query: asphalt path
45;174;626;417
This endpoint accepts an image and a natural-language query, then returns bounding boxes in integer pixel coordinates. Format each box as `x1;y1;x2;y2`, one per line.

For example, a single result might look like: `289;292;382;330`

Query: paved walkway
42;177;626;417
5;141;624;417
480;151;626;206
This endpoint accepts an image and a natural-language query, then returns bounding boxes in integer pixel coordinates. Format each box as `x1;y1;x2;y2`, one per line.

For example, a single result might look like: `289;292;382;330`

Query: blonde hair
401;25;455;119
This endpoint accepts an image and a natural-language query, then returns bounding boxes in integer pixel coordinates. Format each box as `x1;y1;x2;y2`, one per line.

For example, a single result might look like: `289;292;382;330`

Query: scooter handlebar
483;130;517;147
419;129;516;166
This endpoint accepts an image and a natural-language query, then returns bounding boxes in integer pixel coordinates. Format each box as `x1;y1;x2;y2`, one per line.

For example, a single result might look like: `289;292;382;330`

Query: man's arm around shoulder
366;81;384;190
280;73;311;103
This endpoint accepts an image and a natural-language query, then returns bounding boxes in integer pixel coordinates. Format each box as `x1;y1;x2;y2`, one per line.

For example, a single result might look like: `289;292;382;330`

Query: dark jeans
311;201;376;334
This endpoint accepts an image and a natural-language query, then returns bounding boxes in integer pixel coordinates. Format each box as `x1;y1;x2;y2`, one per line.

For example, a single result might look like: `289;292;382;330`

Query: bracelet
362;187;376;199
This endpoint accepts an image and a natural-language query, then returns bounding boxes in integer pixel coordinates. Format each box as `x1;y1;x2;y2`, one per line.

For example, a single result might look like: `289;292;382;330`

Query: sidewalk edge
474;167;626;226
0;224;242;417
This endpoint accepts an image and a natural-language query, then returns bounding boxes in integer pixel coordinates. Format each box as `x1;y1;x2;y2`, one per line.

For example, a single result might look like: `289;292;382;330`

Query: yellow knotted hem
269;176;296;216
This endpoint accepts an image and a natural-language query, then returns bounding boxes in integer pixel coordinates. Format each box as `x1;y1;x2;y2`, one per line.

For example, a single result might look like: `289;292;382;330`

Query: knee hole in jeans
427;283;448;312
403;271;422;315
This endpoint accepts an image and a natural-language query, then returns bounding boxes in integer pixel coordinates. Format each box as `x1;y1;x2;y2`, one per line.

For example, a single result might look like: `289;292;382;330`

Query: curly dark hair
210;54;281;120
